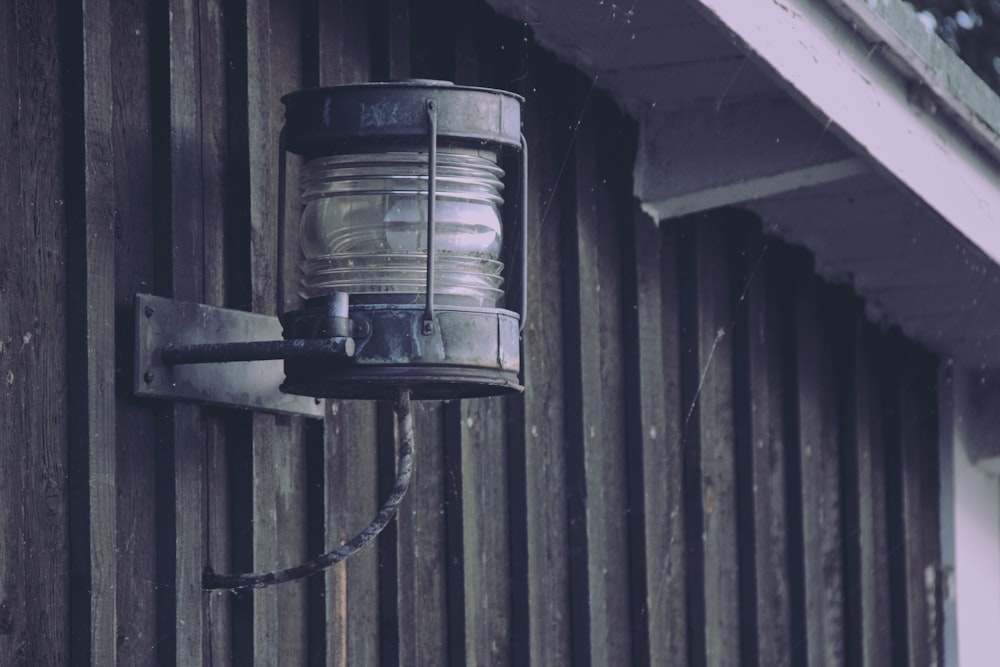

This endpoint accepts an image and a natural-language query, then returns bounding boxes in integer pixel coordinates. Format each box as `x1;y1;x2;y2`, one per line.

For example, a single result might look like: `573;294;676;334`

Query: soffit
486;0;1000;369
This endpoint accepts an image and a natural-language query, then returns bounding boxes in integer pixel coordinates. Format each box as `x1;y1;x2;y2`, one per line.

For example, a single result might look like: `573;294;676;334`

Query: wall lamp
134;80;526;589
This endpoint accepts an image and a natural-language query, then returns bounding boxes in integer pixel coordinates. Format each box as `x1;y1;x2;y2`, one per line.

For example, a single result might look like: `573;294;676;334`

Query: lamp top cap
281;80;523;157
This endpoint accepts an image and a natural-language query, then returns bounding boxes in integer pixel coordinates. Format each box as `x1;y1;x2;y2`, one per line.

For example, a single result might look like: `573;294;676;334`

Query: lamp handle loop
422;99;439;335
203;387;415;590
519;133;528;333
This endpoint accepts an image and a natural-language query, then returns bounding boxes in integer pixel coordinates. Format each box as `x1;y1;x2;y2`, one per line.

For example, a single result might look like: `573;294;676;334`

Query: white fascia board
828;0;1000;161
690;0;1000;267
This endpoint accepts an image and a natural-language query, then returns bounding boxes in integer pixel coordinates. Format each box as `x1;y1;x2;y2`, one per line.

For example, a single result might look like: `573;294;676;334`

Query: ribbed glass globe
298;149;505;307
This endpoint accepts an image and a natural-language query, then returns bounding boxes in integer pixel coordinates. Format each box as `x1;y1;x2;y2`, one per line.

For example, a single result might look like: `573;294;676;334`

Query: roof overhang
486;0;1000;368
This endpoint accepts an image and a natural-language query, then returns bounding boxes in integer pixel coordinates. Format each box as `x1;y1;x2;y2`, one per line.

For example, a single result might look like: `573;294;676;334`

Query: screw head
143;371;155;383
144;305;155;318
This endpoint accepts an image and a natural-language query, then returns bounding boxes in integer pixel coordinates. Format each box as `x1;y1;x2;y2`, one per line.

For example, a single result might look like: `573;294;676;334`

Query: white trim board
690;0;1000;268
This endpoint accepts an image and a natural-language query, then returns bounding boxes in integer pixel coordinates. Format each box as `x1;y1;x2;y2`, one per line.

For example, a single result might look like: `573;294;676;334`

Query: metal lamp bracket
134;293;328;418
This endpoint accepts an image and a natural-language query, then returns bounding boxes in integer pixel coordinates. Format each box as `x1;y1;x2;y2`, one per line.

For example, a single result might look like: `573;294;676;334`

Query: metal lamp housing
279;81;525;400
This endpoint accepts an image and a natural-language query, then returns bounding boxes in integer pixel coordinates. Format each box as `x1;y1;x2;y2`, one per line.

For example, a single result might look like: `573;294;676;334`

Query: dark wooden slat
900;345;941;667
194;0;233;661
564;93;633;666
677;217;707;667
326;402;380;666
856;323;893;667
639;215;688;666
443;401;468;666
0;2;29;660
1;0;70;663
316;0;369;89
394;402;449;666
881;333;910;667
795;262;845;666
244;5;281;651
774;245;808;667
110;0;161;660
367;0;410;81
831;290;864;667
154;0;209;661
514;46;572;667
693;216;740;666
459;397;513;664
745;232;792;666
251;0;309;660
729;218;760;667
77;0;119;658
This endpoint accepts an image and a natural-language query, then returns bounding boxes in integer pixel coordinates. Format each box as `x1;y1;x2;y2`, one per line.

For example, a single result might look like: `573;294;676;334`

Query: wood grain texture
745;232;792;666
157;0;209;662
459;397;513;664
110;0;160;660
641;216;688;666
77;0;119;658
394;402;449;666
694;216;740;667
246;0;310;661
795;260;845;667
517;46;572;667
325;401;380;666
1;0;69;663
195;0;233;662
860;322;893;667
564;93;633;666
899;344;942;667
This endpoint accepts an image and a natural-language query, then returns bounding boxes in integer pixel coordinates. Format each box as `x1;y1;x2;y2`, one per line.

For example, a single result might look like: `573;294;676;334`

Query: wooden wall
0;0;942;664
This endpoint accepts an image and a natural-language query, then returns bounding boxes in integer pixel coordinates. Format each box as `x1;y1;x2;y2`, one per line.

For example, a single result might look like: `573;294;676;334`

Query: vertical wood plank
195;0;234;662
795;262;844;667
155;0;208;661
830;289;864;667
243;0;283;652
900;345;941;667
856;323;893;667
517;46;572;667
394;402;448;666
1;0;69;663
745;232;792;666
0;3;29;660
638;214;688;666
252;0;308;660
110;0;160;660
460;397;513;664
694;217;740;667
563;92;634;666
326;402;380;666
880;333;911;666
77;0;119;657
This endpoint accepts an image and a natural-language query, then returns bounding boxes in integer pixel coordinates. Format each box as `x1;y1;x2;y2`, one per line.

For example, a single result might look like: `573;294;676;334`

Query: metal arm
160;337;355;365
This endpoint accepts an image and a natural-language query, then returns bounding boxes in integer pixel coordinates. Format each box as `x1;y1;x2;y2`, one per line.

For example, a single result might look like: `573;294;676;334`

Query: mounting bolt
144;305;155;318
144;371;155;383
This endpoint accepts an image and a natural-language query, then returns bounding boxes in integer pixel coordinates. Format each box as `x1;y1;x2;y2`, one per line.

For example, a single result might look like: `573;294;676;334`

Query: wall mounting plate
134;294;324;418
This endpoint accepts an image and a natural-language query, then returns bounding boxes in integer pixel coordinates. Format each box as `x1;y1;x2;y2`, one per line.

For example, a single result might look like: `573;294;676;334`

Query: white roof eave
690;0;1000;268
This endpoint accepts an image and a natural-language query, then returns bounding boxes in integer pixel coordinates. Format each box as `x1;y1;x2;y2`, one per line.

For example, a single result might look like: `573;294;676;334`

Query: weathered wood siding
1;0;941;664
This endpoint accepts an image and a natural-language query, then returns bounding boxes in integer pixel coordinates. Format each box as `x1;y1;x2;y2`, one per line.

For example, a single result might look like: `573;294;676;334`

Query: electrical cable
203;387;415;590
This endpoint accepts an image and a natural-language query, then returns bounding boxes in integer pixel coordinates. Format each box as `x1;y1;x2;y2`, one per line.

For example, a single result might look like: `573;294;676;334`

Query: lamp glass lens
299;150;505;307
